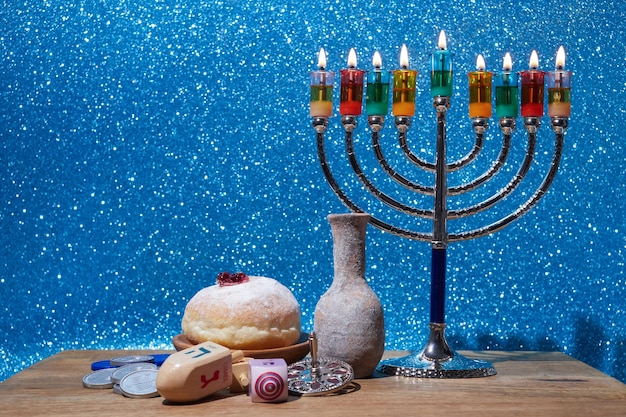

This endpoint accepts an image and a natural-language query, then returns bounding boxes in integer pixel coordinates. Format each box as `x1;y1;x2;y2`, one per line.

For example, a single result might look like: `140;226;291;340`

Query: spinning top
287;332;354;396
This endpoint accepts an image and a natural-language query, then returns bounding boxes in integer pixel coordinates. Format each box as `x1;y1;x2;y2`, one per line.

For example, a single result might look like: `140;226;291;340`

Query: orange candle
468;54;493;118
392;45;417;117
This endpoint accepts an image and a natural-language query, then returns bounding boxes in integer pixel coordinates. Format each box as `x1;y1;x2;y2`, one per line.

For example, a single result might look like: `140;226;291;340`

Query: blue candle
430;30;453;97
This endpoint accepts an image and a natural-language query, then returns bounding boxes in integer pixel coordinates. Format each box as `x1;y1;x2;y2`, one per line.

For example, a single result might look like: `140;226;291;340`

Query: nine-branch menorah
309;36;571;378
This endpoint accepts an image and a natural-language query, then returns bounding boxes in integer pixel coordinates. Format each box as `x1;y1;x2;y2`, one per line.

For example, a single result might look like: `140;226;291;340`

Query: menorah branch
315;117;432;242
447;126;536;221
450;126;564;241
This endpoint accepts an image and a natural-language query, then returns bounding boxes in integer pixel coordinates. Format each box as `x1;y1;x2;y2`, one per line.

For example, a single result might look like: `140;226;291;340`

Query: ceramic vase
314;213;385;378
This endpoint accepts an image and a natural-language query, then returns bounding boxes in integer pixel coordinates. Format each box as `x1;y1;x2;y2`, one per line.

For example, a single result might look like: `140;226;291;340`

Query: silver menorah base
377;323;496;378
314;96;567;378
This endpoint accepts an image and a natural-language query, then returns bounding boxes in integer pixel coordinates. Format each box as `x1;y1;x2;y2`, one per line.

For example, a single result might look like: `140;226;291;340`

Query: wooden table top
1;350;625;416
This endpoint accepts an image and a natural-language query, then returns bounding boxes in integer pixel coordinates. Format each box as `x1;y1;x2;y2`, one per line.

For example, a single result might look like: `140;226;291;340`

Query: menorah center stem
433;97;450;248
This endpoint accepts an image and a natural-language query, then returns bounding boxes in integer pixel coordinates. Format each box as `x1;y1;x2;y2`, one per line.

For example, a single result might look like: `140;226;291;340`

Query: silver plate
288;357;354;396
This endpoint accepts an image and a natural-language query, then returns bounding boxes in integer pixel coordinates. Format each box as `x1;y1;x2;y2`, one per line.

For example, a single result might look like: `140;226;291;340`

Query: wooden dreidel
249;358;288;403
229;358;252;393
156;340;244;403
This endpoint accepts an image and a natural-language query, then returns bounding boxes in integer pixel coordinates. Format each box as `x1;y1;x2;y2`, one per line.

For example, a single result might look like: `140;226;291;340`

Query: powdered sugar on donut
181;276;301;350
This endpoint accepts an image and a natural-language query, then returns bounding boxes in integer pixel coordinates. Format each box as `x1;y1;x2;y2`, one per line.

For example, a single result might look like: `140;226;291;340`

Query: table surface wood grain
1;350;625;416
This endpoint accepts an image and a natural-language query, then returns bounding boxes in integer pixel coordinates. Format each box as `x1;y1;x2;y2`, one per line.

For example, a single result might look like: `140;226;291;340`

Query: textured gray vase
314;213;385;378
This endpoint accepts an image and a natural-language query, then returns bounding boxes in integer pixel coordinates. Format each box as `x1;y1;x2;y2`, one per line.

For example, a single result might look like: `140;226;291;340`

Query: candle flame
529;50;539;70
347;48;357;68
372;51;382;68
317;48;327;70
400;44;409;69
476;54;486;71
503;52;512;71
438;30;447;50
556;46;566;69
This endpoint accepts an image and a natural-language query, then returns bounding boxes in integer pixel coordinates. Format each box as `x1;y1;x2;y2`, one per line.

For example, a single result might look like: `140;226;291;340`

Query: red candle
520;50;545;117
340;48;365;115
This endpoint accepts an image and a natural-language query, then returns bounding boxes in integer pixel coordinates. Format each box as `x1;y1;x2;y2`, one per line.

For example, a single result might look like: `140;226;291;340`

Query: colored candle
467;54;492;118
520;50;545;117
365;51;390;116
310;47;334;117
392;45;417;117
495;52;519;118
430;30;453;98
546;46;572;117
339;48;365;116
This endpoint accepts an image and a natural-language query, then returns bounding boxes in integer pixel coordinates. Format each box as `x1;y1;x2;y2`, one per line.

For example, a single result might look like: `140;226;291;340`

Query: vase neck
328;214;370;283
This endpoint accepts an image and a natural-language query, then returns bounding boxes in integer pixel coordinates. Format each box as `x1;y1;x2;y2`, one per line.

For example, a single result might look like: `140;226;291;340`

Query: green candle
495;52;519;118
365;51;390;116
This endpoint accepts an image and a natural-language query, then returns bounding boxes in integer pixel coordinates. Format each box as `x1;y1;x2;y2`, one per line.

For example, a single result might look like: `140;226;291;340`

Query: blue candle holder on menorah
309;37;571;378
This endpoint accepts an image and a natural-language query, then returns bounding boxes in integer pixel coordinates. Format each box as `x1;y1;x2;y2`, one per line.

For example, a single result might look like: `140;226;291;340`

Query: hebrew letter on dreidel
200;370;220;389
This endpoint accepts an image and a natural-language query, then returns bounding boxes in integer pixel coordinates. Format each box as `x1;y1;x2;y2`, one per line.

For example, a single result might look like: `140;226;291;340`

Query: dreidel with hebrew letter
156;340;244;402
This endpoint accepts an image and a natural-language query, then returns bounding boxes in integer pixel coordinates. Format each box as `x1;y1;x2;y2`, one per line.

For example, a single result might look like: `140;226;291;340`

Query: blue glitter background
1;0;625;383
